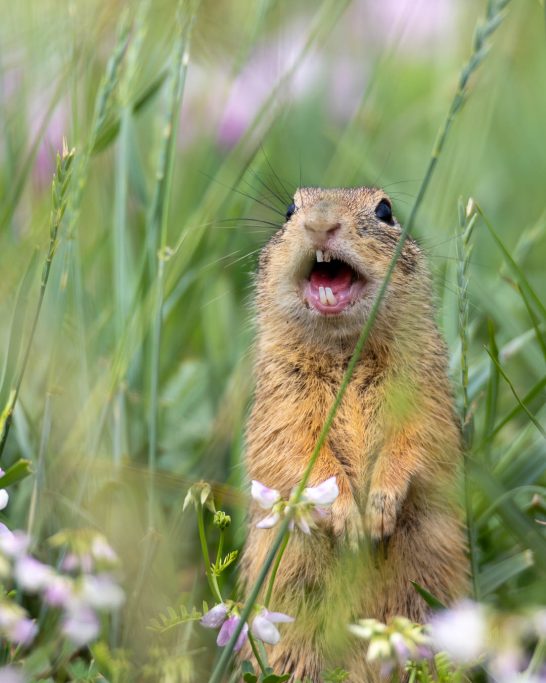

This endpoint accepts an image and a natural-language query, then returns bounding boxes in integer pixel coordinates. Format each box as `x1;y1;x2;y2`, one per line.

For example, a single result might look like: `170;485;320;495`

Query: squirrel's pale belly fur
240;187;468;682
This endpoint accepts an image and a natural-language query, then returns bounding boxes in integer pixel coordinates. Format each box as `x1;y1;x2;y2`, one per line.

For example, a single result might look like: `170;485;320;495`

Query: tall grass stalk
0;142;75;460
146;1;199;529
208;1;513;679
456;197;480;600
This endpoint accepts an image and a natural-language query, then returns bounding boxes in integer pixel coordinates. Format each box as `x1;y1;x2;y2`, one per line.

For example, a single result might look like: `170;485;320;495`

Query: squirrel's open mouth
302;250;366;315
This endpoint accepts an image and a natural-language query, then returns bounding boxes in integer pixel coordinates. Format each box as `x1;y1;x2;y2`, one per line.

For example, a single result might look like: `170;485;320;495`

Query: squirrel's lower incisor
240;187;467;682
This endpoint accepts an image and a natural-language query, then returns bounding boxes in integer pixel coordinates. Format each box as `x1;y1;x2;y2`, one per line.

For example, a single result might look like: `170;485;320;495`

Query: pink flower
251;609;294;645
43;576;74;608
217;615;248;652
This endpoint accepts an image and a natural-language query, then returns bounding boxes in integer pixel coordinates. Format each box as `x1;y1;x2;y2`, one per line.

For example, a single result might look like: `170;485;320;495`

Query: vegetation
0;0;544;680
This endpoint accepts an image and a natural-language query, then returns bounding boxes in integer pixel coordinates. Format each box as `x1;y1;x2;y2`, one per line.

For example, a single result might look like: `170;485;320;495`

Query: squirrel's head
256;187;431;345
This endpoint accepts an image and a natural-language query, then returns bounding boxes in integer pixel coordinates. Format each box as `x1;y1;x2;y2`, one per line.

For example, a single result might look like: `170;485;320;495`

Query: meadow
0;0;545;681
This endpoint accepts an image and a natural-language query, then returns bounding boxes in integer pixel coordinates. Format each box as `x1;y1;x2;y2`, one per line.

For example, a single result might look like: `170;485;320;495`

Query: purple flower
251;609;294;645
217;615;248;652
251;481;281;509
0;603;37;646
62;602;100;647
390;632;412;664
201;603;229;628
200;605;248;652
43;576;74;608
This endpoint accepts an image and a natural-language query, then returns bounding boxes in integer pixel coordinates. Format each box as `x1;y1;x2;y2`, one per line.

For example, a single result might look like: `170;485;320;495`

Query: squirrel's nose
304;220;341;244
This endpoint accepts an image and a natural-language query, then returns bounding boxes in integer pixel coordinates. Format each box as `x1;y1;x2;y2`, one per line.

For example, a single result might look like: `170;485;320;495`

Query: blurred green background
0;0;545;678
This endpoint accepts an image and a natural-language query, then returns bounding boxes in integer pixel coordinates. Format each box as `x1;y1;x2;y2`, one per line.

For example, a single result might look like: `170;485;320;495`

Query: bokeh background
0;0;545;679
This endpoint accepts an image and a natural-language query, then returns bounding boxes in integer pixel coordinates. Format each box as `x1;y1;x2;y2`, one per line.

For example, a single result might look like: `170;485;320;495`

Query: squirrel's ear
374;198;393;225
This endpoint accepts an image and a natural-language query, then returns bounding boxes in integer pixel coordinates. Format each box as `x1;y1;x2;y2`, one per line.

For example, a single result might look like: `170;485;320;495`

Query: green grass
0;0;545;680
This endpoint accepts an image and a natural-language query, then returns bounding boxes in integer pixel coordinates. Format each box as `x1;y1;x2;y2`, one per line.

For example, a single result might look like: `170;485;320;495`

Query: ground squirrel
240;187;467;681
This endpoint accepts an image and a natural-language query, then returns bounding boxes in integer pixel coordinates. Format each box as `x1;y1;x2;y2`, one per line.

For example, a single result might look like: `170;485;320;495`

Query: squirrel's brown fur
240;187;467;682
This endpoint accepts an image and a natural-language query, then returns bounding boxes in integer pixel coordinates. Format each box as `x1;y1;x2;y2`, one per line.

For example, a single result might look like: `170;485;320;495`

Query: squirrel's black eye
285;203;296;221
375;198;393;224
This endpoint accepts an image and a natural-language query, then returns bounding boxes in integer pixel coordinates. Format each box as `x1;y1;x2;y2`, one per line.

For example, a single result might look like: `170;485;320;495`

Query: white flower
80;574;125;610
91;536;118;565
302;477;339;506
256;512;281;529
14;557;55;593
251;481;281;509
0;666;26;683
251;609;294;645
429;601;486;663
62;602;100;646
0;490;8;511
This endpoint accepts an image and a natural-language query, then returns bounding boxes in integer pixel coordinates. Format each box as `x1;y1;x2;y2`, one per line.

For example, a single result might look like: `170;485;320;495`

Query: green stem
207;3;512;680
197;504;223;604
526;637;546;677
264;531;290;608
215;529;225;569
248;632;267;674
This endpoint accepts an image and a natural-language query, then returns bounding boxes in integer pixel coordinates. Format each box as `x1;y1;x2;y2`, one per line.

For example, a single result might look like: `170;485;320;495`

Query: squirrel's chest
247;363;383;483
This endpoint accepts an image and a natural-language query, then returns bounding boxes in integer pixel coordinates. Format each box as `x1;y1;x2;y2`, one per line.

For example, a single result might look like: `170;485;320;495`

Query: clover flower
201;603;294;651
0;603;37;646
200;603;248;652
251;609;294;645
250;476;339;534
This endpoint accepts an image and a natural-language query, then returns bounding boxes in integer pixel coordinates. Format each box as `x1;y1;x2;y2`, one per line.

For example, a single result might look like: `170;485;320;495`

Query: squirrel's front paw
365;489;401;542
331;495;364;550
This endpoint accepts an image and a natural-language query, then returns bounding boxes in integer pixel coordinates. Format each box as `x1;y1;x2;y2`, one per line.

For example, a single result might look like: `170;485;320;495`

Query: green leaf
479;205;546;323
243;673;258;683
0;459;33;487
411;581;446;610
0;251;39;409
478;550;534;596
484;349;546;440
261;675;291;683
470;459;546;570
211;550;239;576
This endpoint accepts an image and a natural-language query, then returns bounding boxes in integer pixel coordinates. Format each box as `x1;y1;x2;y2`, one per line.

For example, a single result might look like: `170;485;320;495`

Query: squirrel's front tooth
325;287;337;305
319;286;327;305
316;250;324;263
323;250;332;262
